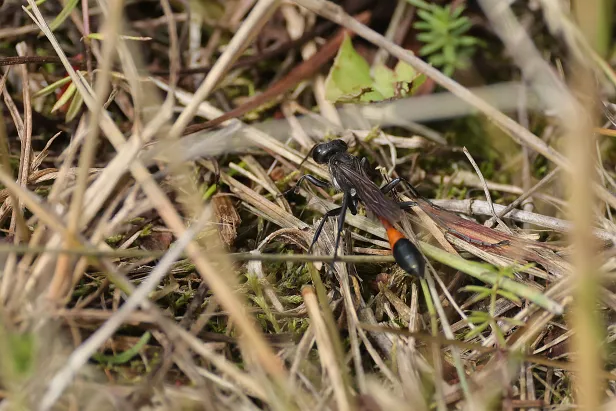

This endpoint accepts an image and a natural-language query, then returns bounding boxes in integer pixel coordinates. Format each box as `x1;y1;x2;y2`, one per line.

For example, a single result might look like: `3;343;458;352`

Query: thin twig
488;167;561;225
462;146;512;233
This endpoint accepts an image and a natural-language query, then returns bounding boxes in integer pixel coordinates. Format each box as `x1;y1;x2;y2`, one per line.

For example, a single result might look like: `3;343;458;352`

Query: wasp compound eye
312;144;329;164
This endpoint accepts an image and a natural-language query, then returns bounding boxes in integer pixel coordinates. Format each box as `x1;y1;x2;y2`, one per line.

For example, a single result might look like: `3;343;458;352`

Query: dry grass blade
302;286;352;411
2;0;616;410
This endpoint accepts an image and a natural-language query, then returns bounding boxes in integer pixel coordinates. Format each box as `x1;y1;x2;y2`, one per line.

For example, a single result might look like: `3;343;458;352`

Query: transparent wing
333;160;402;223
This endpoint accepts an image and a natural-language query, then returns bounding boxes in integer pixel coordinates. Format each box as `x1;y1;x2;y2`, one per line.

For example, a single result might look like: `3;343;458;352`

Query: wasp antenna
297;143;317;170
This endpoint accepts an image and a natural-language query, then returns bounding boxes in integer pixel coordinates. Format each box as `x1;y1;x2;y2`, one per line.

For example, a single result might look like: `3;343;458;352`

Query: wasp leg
398;200;418;209
283;174;330;198
349;195;358;215
309;206;342;253
380;177;421;197
295;174;329;190
332;191;351;260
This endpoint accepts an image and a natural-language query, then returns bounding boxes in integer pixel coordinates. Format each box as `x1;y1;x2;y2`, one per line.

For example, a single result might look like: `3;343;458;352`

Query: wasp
292;139;425;277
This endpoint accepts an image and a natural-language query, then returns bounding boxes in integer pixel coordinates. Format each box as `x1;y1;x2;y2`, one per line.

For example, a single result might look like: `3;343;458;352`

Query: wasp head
312;139;348;164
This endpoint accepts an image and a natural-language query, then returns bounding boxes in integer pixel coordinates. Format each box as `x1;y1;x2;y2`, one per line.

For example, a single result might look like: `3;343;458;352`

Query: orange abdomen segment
379;217;424;278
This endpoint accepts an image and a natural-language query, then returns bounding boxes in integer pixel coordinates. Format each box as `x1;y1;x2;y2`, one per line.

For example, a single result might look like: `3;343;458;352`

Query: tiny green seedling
324;34;425;104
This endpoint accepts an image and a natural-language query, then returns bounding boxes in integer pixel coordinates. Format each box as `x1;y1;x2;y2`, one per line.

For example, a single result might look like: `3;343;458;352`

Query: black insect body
293;139;425;278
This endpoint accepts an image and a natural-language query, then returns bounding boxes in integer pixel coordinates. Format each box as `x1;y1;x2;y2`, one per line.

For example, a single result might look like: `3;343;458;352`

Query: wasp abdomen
392;238;425;278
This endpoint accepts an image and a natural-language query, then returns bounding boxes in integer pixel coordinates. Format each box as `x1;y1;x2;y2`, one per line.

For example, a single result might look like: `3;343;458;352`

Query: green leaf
467;311;491;323
65;88;84;122
92;332;151;365
460;285;491;294
334;88;383;103
324;33;377;103
493;323;507;346
420;37;447;56
457;36;479;47
496;289;522;304
51;82;77;113
451;5;466;18
413;21;433;30
409;73;427;95
372;64;396;98
393;61;420;97
47;0;80;33
443;43;456;62
416;32;438;42
465;321;489;339
443;64;456;77
428;53;446;66
449;16;472;31
32;76;73;98
417;9;439;25
394;61;416;80
86;33;152;41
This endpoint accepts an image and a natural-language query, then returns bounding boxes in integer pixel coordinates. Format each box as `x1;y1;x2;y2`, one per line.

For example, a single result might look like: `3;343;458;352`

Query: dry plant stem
150;79;330;179
0;167;207;397
50;0;123;301
19;124;88;303
291;0;616;212
282;5;339;127
424;272;473;405
12;48;33;239
302;286;353;411
0;72;26;304
477;0;578;123
463;147;512;233
318;224;367;391
168;0;281;139
486;167;560;226
372;0;407;66
160;0;180;90
25;0;289;393
568;6;604;409
39;207;212;411
431;198;616;243
290;0;564;164
1;58;33;304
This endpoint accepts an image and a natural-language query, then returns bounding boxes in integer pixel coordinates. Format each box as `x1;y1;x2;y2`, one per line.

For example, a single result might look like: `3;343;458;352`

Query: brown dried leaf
212;194;241;247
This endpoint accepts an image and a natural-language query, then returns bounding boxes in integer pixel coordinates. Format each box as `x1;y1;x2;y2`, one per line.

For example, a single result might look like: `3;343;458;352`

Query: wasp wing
332;158;403;223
